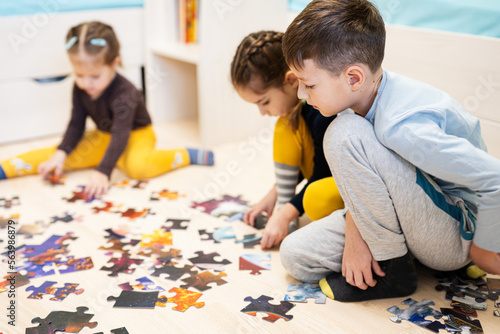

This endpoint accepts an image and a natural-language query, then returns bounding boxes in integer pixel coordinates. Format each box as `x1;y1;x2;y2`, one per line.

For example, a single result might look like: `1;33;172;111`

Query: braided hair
231;30;302;131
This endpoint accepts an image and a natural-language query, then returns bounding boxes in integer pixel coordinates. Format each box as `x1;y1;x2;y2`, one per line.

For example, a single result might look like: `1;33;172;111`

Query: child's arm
38;149;67;178
244;186;277;226
342;210;385;289
470;242;500;275
261;202;299;249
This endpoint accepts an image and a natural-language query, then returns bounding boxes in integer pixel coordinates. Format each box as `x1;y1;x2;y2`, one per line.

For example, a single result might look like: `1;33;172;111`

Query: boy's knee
280;235;312;282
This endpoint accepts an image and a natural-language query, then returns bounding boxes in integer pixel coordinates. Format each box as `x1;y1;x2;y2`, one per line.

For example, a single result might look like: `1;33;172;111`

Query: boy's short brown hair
283;0;385;75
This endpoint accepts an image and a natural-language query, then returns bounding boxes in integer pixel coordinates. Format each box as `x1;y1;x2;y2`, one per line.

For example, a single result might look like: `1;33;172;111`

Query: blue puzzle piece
213;226;236;243
387;298;446;333
285;282;326;304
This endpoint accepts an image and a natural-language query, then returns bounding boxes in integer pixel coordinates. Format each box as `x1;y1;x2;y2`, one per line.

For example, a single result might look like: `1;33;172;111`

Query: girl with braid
0;21;214;198
231;31;344;249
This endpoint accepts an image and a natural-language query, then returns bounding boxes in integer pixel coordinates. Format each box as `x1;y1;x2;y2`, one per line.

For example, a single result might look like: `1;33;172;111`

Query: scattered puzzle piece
0;272;32;293
63;186;96;203
180;271;228;291
17;220;46;238
46;171;66;185
108;290;160;308
191;195;248;217
285;282;326;304
150;189;185;201
99;238;140;253
188;251;231;272
0;196;20;208
387;298;445;333
101;254;143;277
92;201;122;214
94;327;130;334
140;230;173;248
213;226;236;243
198;229;214;242
239;254;270;275
113;179;148;189
440;308;483;333
235;234;262;249
118;276;164;292
120;208;154;220
241;295;294;322
55;256;94;274
157;287;205;312
162;218;190;231
151;262;198;281
26;281;84;301
26;306;97;334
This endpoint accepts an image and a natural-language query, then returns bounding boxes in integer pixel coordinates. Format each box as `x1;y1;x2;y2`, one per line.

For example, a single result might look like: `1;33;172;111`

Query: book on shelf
177;0;198;44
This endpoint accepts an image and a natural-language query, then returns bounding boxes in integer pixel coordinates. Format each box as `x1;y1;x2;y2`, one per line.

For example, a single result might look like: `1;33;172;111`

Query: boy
280;0;500;302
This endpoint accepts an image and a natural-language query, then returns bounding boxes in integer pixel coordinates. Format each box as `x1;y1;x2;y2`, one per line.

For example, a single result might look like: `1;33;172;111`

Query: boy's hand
38;149;67;178
342;210;385;290
244;186;277;226
470;242;500;275
84;170;109;199
260;203;299;249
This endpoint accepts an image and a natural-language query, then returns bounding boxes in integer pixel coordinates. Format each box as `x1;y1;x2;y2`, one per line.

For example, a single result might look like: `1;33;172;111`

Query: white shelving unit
144;0;289;146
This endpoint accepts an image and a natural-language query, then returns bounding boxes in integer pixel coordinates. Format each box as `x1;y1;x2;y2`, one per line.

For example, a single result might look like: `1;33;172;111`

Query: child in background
280;0;500;302
0;21;214;198
230;31;344;249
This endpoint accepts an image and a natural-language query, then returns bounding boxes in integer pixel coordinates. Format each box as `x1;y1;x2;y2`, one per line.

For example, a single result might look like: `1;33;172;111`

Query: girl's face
236;74;299;117
69;52;118;100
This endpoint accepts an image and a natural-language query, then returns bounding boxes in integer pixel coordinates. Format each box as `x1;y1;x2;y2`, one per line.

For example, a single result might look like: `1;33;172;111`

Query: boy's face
291;59;352;117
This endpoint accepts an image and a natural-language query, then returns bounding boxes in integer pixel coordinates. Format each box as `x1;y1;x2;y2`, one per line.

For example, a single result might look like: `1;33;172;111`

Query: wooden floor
0;120;498;334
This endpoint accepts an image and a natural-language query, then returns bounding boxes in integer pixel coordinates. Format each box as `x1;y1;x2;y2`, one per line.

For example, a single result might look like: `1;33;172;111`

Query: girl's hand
84;170;109;199
244;186;277;226
342;210;385;290
38;150;67;178
260;203;299;249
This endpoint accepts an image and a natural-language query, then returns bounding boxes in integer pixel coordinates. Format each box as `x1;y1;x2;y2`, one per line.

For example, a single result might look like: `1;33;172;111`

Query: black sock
319;253;418;302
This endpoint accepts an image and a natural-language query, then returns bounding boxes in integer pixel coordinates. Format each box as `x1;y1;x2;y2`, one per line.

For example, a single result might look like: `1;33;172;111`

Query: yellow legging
273;115;344;221
1;125;190;179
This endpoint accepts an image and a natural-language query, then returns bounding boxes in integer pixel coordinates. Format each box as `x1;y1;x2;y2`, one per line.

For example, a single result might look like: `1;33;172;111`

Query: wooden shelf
150;42;200;65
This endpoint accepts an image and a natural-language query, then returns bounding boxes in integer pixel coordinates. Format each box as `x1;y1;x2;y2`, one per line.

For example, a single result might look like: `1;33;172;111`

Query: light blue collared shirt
365;70;500;252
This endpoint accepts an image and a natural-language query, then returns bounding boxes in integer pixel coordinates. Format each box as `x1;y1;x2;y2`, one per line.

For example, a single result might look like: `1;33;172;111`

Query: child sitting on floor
0;21;214;198
280;0;500;302
230;30;344;249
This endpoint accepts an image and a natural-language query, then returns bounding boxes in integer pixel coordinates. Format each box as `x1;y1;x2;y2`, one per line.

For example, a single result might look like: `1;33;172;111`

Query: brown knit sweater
58;73;151;177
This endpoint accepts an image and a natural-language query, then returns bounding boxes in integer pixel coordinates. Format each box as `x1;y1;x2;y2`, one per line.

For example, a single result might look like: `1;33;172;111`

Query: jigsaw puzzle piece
162;218;190;231
118;276;164;292
63;186;96;203
17;220;46;238
108;290;160;308
120;208;154;220
18;262;56;279
0;196;20;208
150;189;184;201
235;234;262;248
285;282;326;304
140;230;172;248
26;306;97;334
241;295;294;322
198;229;214;242
452;295;487;310
101;254;143;277
26;281;84;301
92;201;122;214
213;226;236;243
239;254;270;275
0;272;32;293
49;211;82;224
99;238;140;253
387;298;445;333
94;327;130;334
157;287;205;311
440;308;483;333
26;281;58;299
180;271;228;291
55;256;94;274
24;233;76;259
188;251;231;272
151;262;197;281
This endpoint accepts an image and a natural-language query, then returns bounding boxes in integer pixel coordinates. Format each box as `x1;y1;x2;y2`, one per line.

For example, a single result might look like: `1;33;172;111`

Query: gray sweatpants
280;114;472;283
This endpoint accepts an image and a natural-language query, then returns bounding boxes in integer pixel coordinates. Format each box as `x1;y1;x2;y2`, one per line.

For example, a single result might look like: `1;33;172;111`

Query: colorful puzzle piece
108;290;160;308
94;327;130;334
92;201;122;214
46;171;66;185
285;282;326;304
188;251;231;272
101;254;143;277
118;276;164;292
113;179;148;189
0;272;32;293
191;195;248;215
180;271;228;291
440;308;483;333
17;220;46;238
26;281;84;301
99;238;140;253
0;214;19;229
162;218;190;231
24;233;77;259
157;287;205;312
241;295;294;322
120;208;154;220
150;189;185;201
213;226;236;243
140;230;173;248
63;186;96;203
151;262;198;281
387;298;445;333
26;306;97;334
239;254;270;275
55;256;94;274
235;234;262;248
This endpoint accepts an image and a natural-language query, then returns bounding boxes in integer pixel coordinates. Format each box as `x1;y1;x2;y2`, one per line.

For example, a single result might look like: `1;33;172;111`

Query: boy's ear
344;65;365;91
284;70;299;87
111;56;121;68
